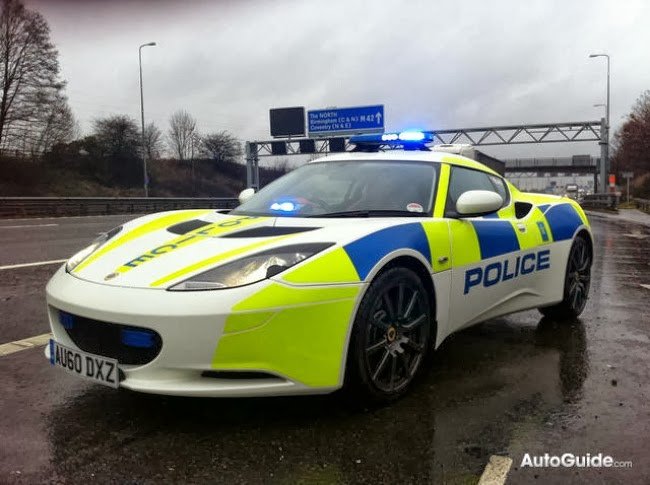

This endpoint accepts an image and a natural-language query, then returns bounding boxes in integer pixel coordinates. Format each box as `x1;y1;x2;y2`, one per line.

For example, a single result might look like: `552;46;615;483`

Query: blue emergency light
349;131;433;151
121;328;157;348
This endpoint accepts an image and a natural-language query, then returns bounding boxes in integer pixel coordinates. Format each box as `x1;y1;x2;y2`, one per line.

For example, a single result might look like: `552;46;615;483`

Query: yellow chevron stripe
114;216;270;275
150;235;294;287
73;210;212;273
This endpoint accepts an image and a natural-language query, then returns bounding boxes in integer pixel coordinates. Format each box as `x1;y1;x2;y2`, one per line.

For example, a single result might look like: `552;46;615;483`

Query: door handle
517;223;526;233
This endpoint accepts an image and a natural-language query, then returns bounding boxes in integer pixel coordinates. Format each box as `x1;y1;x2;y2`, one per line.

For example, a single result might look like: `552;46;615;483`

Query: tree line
0;0;242;186
2;0;649;197
47;112;242;187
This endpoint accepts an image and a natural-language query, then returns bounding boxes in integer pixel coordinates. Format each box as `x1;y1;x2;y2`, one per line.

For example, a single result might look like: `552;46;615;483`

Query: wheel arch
375;255;438;342
338;250;440;389
340;253;439;394
575;228;594;260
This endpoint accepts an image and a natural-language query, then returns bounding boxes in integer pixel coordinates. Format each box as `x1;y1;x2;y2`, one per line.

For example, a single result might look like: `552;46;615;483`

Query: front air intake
58;311;162;366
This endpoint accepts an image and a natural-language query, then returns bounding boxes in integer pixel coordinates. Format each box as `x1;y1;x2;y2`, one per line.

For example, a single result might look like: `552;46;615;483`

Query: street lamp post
139;42;156;197
589;53;610;194
593;103;606;112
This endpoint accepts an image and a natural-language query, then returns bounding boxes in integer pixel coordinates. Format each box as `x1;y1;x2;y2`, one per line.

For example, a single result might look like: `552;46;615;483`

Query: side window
488;174;509;205
445;167;509;216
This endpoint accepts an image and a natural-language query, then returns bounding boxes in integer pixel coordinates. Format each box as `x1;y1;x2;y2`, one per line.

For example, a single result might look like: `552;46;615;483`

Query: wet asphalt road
0;213;649;484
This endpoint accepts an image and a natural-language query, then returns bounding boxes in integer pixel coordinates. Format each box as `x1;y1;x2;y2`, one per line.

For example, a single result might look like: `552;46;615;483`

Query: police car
45;131;593;401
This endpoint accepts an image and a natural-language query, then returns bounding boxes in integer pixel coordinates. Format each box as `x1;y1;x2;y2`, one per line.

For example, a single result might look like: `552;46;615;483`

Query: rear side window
445;166;510;217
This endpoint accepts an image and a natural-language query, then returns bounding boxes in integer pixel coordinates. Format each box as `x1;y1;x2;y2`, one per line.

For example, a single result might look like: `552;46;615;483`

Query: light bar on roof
350;131;433;146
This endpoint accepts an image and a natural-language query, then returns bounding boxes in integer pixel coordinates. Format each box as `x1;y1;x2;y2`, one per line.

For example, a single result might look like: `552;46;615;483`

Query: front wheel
346;267;433;402
539;235;592;319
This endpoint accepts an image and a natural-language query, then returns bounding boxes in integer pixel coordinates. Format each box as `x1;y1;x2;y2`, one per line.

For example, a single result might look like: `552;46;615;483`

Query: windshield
232;160;438;217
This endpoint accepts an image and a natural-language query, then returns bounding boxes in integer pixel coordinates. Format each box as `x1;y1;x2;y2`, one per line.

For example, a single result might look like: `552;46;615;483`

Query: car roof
309;149;500;176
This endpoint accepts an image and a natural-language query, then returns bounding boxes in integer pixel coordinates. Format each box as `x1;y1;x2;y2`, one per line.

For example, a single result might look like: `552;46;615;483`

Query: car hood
69;209;415;289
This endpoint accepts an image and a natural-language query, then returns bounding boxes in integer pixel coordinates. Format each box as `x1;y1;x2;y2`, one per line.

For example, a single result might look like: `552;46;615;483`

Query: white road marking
0;259;67;270
624;233;648;239
0;223;58;229
640;284;650;291
0;333;52;357
478;455;513;485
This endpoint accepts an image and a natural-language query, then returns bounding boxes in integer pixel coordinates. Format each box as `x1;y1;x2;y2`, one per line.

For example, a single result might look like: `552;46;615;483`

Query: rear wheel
539;235;592;319
347;267;432;402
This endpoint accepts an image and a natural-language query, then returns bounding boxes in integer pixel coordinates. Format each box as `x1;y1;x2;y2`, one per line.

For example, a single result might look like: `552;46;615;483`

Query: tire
346;266;433;403
539;234;592;319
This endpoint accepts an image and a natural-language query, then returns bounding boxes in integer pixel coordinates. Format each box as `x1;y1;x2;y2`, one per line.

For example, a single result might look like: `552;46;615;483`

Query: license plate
49;340;119;388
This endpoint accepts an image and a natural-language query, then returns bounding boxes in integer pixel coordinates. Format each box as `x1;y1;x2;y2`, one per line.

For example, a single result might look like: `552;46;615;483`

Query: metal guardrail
634;198;650;213
0;197;239;219
581;193;619;210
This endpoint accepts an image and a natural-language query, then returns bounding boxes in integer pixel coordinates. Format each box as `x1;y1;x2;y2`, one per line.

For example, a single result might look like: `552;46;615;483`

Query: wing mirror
456;190;503;217
238;187;256;204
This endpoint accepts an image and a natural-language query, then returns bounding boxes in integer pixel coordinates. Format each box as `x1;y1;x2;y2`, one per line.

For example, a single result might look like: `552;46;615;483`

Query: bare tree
200;131;242;164
612;90;650;176
143;122;163;160
29;94;77;155
93;115;140;158
167;110;197;161
92;114;141;184
0;0;66;153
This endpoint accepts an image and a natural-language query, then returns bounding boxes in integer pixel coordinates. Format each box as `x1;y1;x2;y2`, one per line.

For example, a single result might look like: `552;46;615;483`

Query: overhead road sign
270;107;306;138
246;120;604;189
308;105;384;137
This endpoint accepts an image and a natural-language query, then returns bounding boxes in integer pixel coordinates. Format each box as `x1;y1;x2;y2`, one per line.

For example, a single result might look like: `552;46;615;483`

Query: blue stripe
471;220;520;259
537;204;550;213
344;223;431;280
544;203;583;241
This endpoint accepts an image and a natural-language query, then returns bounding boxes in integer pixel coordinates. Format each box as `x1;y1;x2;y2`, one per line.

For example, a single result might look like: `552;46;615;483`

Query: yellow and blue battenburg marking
469;220;520;259
114;216;268;275
543;204;587;241
343;223;432;280
210;200;586;387
466;202;583;261
338;202;584;283
73;209;213;273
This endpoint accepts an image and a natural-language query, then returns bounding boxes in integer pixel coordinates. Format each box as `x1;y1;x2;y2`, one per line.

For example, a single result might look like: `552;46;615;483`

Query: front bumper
45;266;363;397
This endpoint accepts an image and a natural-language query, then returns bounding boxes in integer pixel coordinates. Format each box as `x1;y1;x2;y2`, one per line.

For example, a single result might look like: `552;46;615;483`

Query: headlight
169;243;333;291
66;225;122;273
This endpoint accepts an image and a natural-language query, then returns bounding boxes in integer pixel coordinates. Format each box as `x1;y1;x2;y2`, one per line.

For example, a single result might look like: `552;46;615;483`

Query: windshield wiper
308;210;425;218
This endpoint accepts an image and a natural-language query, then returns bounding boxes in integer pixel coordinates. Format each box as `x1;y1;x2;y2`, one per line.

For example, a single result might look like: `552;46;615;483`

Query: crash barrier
0;197;240;219
634;198;650;213
580;193;619;211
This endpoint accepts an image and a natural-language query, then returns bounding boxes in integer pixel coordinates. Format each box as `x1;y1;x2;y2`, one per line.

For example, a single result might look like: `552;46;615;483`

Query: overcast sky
28;0;650;160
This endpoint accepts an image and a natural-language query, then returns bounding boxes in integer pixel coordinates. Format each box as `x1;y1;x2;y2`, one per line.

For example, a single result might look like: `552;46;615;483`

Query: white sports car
45;133;593;401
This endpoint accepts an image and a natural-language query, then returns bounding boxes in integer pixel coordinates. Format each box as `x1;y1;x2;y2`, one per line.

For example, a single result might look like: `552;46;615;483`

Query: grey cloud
28;0;650;160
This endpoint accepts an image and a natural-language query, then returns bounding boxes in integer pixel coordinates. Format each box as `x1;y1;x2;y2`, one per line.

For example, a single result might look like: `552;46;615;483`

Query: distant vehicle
45;131;593;402
565;184;579;200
